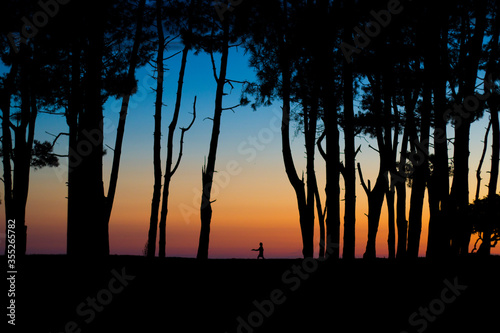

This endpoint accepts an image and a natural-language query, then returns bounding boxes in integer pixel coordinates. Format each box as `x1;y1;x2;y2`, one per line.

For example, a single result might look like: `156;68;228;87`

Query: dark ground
7;255;500;332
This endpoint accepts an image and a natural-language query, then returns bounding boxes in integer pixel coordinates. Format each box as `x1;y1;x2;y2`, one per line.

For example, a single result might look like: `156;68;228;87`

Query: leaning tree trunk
105;0;146;237
197;21;230;260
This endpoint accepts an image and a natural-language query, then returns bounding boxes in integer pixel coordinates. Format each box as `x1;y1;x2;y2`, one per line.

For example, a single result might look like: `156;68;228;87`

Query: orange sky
15;106;499;258
2;51;499;258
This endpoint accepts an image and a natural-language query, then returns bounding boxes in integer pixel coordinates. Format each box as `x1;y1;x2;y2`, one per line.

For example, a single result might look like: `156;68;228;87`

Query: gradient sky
2;43;499;258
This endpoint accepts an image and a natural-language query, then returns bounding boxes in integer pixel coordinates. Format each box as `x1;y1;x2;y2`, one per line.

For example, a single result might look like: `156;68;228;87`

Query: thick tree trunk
13;48;30;257
197;22;229;260
1;61;17;256
407;31;432;259
147;0;165;257
67;7;107;256
480;3;500;256
450;2;486;255
406;106;430;258
427;17;450;259
358;162;387;259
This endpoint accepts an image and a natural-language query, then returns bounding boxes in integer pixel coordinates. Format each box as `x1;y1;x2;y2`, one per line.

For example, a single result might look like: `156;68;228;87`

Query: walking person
251;242;265;259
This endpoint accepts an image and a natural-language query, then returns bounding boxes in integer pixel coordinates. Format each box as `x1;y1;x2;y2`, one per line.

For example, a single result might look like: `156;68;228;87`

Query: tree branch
0;115;17;131
45;131;70;149
171;96;197;176
317;130;327;161
222;104;240;112
210;49;219;83
358;162;370;195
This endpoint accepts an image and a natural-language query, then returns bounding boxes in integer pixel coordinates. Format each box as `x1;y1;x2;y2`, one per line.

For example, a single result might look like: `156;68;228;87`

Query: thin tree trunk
105;0;146;228
314;184;326;258
197;21;230;260
66;30;81;256
147;0;165;257
342;5;356;259
395;126;408;259
305;100;318;259
387;185;396;259
475;121;492;201
323;52;340;260
158;43;191;258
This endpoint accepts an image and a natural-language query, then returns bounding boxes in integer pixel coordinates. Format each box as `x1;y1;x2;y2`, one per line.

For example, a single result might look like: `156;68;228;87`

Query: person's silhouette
251;242;265;259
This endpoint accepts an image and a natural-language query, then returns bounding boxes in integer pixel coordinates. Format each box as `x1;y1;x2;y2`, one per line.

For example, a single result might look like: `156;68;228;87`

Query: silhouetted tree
146;0;197;258
196;2;244;260
449;0;488;256
341;0;357;260
1;0;61;257
480;0;500;255
61;0;153;256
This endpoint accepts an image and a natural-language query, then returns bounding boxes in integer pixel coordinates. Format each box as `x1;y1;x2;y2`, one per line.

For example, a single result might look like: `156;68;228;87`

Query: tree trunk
197;21;230;260
475;121;491;201
66;30;81;256
449;2;486;256
1;61;17;256
406;112;430;258
386;185;396;259
358;162;387;259
342;7;356;259
158;41;191;258
481;4;500;255
323;53;340;260
426;15;450;259
11;43;33;258
105;0;146;229
314;184;326;258
407;30;432;259
147;0;165;257
67;6;107;256
305;100;318;258
395;126;408;259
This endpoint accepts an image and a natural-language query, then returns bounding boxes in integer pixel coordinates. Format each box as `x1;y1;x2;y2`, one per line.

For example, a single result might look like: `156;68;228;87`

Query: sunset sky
2;45;499;258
